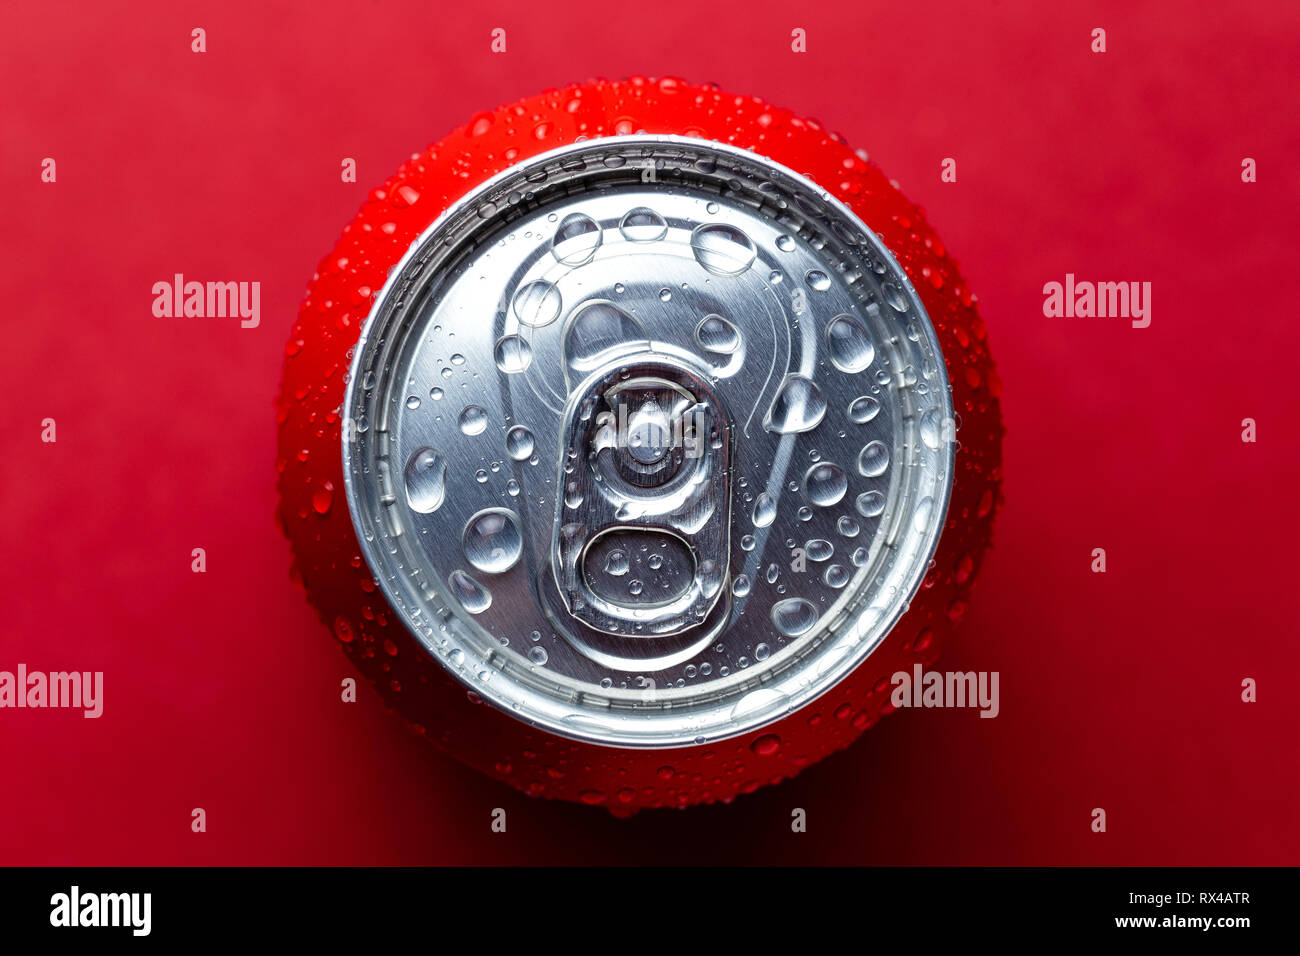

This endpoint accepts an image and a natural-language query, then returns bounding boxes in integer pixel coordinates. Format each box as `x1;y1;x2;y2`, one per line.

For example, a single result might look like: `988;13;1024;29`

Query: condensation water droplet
837;516;860;537
459;405;488;436
732;574;751;597
752;492;776;528
512;280;562;328
858;440;890;477
494;335;533;374
448;569;491;614
851;547;869;567
764;374;827;434
695;314;742;354
775;234;796;252
506;425;535;461
552;212;603;265
429;386;444;401
825;314;875;373
563;301;648;373
564;481;584;508
882;280;910;312
462;508;522;574
848;395;881;424
754;642;770;661
406;395;421;410
619;206;667;242
913;496;935;533
604;549;629;576
690;223;757;276
805;270;831;292
920;407;946;450
404;447;447;514
804;462;847;507
806;539;834;562
856;490;886;518
766;563;780;584
823;564;850;589
771;598;819;637
528;646;549;665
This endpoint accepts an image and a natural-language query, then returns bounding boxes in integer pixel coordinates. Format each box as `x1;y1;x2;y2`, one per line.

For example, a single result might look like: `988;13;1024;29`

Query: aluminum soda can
276;77;1003;810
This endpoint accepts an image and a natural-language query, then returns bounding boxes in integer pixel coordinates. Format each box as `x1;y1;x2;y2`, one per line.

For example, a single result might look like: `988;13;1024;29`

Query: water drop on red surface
312;481;334;514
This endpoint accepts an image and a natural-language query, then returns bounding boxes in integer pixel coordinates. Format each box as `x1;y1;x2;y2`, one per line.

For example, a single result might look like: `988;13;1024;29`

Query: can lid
343;135;954;748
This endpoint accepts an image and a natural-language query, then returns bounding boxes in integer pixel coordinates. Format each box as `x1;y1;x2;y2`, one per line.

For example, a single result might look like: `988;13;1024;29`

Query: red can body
276;77;1003;810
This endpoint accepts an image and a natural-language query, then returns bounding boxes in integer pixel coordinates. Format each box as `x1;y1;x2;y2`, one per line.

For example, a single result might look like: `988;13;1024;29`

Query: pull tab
551;356;731;641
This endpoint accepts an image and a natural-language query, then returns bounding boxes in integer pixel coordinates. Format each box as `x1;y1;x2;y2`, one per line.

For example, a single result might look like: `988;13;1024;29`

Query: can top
343;135;954;748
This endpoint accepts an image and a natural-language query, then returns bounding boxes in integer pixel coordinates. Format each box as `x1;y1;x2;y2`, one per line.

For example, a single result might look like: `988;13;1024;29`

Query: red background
2;0;1297;864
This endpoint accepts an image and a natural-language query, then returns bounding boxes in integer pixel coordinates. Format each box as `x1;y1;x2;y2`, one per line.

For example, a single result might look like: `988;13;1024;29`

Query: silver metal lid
343;135;954;748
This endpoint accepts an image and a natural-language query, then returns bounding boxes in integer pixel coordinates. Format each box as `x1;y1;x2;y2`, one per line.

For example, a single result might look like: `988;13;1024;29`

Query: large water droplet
404;447;447;514
882;280;910;313
848;395;881;424
695;313;742;354
448;569;491;614
825;314;875;373
552;212;602;265
494;335;532;374
563;301;648;373
505;425;535;461
858;440;889;477
804;462;847;506
771;597;819;637
459;405;488;436
764;374;827;434
604;549;629;576
619;206;667;242
752;492;777;528
920;407;947;450
690;223;756;276
512;280;562;328
462;508;523;574
913;496;935;533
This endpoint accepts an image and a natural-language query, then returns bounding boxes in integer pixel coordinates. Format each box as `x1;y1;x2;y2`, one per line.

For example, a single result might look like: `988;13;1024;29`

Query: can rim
341;134;956;749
